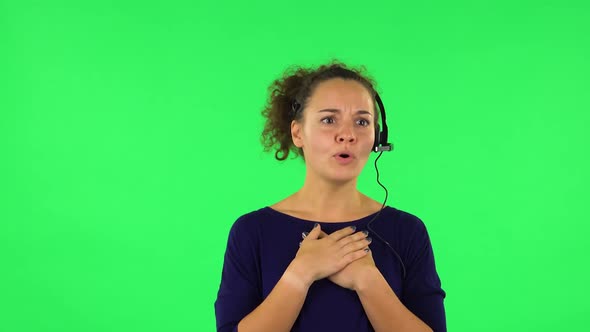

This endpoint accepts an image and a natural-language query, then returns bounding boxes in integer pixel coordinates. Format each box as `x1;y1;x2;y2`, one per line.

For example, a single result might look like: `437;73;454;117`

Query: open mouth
334;153;354;164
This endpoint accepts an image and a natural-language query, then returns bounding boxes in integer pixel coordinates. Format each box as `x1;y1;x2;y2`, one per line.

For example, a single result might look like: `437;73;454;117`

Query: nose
336;125;356;144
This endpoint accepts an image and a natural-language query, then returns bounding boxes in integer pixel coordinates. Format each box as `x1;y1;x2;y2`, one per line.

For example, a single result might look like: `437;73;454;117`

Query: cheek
307;133;332;154
361;129;375;145
303;126;330;147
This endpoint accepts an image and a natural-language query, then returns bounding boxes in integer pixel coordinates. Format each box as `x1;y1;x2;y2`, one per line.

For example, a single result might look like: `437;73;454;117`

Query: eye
357;119;371;127
321;117;335;124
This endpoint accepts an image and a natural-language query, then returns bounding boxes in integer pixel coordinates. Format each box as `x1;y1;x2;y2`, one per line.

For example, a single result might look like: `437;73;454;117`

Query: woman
214;61;446;331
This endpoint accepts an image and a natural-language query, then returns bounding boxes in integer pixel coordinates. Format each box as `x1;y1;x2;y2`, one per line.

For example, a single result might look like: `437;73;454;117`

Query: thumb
305;223;322;240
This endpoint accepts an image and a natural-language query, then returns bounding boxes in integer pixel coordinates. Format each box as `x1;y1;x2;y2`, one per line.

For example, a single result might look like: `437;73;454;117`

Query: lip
334;150;355;158
333;151;355;165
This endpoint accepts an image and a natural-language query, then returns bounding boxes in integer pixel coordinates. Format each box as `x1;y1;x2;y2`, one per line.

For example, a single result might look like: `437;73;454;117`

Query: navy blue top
214;206;446;331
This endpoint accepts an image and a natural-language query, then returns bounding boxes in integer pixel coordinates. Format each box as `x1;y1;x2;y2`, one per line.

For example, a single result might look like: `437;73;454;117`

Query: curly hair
261;59;380;161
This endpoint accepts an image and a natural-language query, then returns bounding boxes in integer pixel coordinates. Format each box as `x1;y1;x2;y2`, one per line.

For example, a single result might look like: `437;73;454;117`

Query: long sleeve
214;218;262;332
401;220;447;331
214;206;446;332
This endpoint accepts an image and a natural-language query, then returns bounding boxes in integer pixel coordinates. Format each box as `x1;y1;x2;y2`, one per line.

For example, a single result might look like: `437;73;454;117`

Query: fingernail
364;248;370;252
299;241;302;247
362;230;369;236
302;232;309;239
366;237;372;243
314;223;319;228
350;226;356;232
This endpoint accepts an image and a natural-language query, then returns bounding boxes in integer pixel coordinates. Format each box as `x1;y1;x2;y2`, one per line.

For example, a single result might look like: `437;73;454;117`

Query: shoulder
374;206;433;252
223;208;272;254
379;206;428;232
229;207;270;234
224;206;302;257
363;194;426;233
227;206;293;237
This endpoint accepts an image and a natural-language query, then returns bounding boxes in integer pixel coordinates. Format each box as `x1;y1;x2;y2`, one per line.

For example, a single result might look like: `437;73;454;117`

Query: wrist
284;261;314;290
353;266;381;292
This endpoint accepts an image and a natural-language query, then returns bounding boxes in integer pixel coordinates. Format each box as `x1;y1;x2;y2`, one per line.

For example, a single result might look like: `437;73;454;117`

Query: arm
215;221;370;331
356;266;433;332
357;219;447;332
238;225;369;331
237;261;312;332
350;217;446;331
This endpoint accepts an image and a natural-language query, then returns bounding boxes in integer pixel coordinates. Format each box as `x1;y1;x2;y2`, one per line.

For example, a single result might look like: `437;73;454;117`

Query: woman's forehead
308;79;374;112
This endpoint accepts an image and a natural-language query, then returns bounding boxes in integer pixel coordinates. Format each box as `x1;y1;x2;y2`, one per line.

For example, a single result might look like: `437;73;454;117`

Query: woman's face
291;78;376;184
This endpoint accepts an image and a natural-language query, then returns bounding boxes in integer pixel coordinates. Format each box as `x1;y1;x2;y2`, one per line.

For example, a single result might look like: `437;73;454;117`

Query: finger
303;229;327;239
337;230;369;248
329;226;357;241
305;223;322;240
341;237;372;252
340;247;369;265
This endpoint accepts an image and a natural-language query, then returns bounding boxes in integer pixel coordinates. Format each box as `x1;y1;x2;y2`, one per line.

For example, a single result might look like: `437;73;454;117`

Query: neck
293;173;365;221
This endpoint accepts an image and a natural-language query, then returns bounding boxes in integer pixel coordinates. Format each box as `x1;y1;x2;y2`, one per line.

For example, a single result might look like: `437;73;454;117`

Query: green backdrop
1;0;588;331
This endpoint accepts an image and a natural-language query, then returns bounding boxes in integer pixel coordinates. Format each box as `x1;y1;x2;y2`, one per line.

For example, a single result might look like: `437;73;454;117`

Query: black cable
366;151;407;280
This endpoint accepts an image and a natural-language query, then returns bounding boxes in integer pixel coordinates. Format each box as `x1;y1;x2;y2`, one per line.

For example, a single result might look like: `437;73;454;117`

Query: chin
327;171;359;184
307;159;363;183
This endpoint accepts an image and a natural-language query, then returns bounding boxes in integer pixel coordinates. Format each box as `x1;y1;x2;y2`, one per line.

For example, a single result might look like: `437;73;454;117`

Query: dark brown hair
261;59;379;161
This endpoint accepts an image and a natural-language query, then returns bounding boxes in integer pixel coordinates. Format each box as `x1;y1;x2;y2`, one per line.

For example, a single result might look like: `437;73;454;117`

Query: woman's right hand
286;224;370;288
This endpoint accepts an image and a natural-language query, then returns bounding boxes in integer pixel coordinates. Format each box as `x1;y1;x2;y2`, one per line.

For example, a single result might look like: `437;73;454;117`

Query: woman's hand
311;229;375;290
287;224;370;288
325;239;376;291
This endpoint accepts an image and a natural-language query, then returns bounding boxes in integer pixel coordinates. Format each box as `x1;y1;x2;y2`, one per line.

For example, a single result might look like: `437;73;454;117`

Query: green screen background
1;0;588;331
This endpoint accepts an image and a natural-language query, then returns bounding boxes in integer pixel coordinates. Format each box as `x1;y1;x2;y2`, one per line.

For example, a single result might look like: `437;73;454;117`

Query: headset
367;92;406;279
372;92;393;153
292;91;407;279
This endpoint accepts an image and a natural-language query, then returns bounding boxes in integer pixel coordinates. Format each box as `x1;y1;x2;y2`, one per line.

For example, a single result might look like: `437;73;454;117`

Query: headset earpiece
373;93;393;152
373;123;381;152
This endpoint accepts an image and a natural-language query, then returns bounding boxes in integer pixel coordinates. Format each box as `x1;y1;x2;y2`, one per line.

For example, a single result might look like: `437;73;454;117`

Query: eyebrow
317;108;373;116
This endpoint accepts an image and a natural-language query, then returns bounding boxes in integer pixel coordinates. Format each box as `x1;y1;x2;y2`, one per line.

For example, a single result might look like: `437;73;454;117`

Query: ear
291;120;304;148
